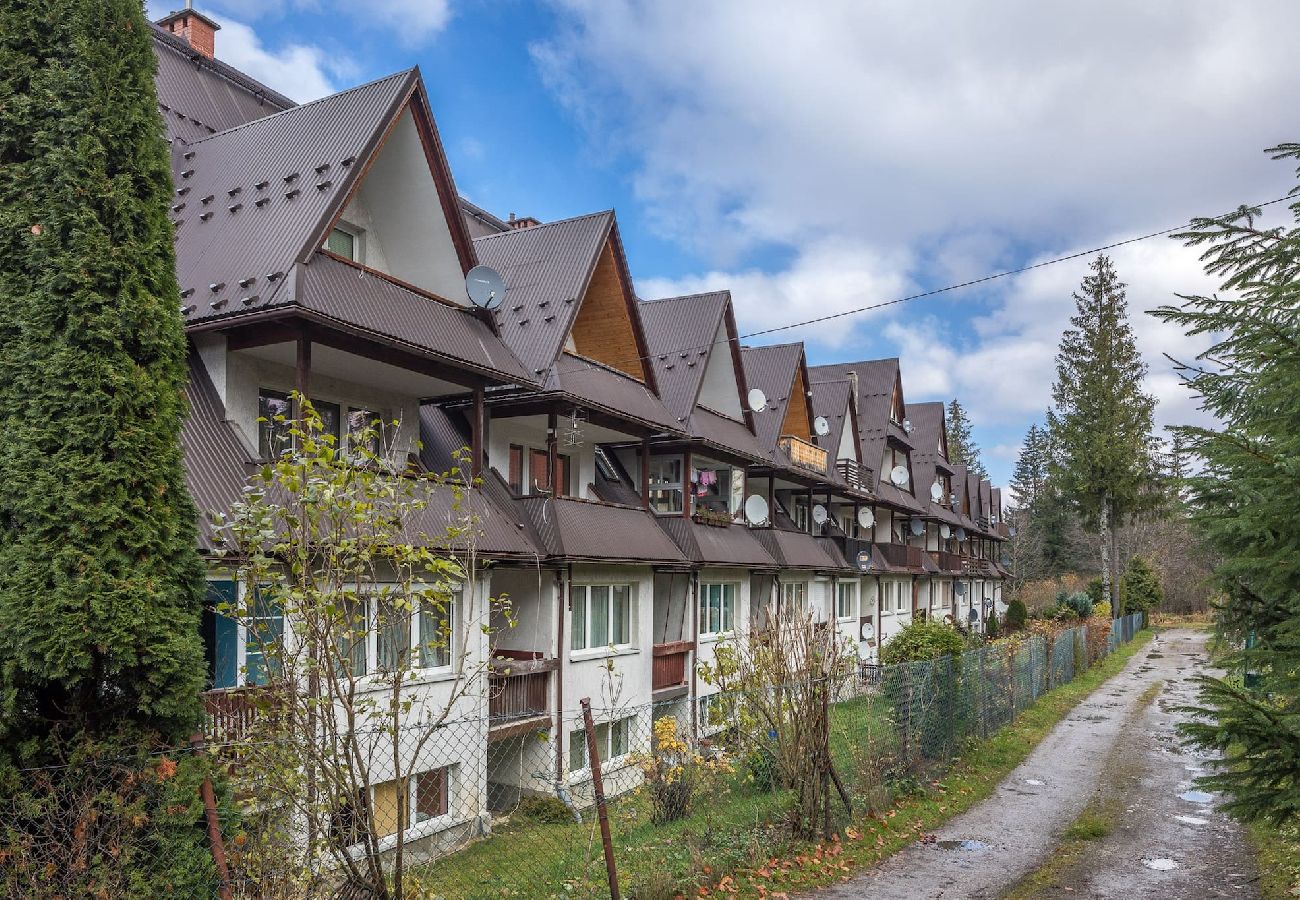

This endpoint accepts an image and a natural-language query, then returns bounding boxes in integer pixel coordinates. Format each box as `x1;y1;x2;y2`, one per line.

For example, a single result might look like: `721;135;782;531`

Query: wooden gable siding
569;240;648;382
781;368;813;442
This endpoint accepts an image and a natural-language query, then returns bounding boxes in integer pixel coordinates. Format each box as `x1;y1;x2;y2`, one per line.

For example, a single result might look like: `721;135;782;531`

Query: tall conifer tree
1154;148;1300;825
946;398;987;479
1009;423;1049;509
0;0;205;748
1046;255;1159;606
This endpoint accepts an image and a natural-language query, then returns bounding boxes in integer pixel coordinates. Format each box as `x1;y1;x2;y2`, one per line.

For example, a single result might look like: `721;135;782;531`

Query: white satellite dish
955;526;967;541
950;492;959;506
813;415;830;437
902;418;913;435
743;494;769;526
889;465;909;488
812;504;828;525
747;388;768;413
857;507;875;530
939;523;951;539
909;518;924;537
930;482;944;502
860;621;876;641
465;265;505;310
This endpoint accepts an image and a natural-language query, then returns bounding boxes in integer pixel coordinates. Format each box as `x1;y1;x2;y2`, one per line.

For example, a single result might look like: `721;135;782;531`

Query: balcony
936;550;965;573
834;535;874;572
201;684;280;748
778;434;829;475
877;542;924;570
652;640;693;698
488;652;557;741
836;459;875;491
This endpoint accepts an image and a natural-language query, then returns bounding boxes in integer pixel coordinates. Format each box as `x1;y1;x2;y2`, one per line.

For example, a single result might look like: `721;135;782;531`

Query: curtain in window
590;586;610;646
612;585;630;644
377;599;411;670
419;598;452;668
570;586;587;651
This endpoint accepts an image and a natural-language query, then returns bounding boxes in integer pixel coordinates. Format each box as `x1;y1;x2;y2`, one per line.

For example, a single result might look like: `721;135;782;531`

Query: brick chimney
156;5;221;59
507;212;541;230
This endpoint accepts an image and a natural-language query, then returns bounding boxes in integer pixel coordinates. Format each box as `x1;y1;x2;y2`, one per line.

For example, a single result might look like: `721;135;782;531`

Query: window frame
326;222;364;263
698;582;737;638
568;715;635;775
647;454;684;515
570;583;634;653
836;581;857;621
779;581;808;614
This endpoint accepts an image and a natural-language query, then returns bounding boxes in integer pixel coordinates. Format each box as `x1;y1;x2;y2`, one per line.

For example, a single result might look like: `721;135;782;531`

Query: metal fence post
580;698;621;900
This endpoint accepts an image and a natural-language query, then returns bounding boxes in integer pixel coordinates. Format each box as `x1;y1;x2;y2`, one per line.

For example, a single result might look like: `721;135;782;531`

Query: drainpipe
690;570;700;740
554;566;567;783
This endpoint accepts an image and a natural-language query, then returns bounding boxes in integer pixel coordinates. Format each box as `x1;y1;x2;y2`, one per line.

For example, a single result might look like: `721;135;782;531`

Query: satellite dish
955;581;967;597
939;524;951;539
465;265;505;310
813;415;830;437
747;388;768;413
968;607;979;622
860;621;876;642
902;418;913;435
950;492;959;506
857;507;875;530
812;504;828;525
955;527;967;541
743;494;769;526
909;518;924;537
889;465;909;488
930;482;944;502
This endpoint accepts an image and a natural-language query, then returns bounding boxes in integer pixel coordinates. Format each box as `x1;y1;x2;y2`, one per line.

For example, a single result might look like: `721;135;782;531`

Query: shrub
745;745;779;793
984;613;1001;638
1060;591;1094;619
1086;578;1105;607
514;794;574;824
1093;599;1112;620
635;717;732;824
1119;555;1164;614
880;619;967;664
1006;598;1028;631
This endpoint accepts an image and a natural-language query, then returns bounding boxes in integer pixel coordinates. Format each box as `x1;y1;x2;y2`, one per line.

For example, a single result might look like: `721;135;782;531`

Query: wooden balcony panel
778;434;829;475
202;684;279;747
652;641;692;693
836;459;875;490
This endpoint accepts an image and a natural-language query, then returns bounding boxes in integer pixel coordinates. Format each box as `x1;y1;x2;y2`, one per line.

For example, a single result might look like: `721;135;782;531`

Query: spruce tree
0;0;205;748
1153;146;1300;826
1009;423;1049;509
946;398;987;479
1046;255;1159;607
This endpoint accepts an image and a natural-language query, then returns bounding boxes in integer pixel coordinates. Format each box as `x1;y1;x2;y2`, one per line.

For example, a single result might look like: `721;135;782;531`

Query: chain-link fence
1;614;1145;898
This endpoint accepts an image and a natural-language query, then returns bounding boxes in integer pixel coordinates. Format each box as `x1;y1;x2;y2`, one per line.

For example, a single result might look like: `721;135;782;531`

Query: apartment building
150;10;1007;847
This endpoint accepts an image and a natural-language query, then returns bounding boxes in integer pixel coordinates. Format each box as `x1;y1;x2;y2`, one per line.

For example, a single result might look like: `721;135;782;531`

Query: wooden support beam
471;386;485;479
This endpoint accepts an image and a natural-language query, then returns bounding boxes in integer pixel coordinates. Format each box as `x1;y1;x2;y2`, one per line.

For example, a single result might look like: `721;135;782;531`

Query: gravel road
812;628;1259;899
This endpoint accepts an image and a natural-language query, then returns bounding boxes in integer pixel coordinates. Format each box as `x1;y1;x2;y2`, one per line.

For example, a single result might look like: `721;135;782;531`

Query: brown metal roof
182;352;255;550
908;401;962;522
810;380;852;462
519;496;688;565
550;354;682;434
174;70;416;320
638;291;730;420
655;518;778;568
751;528;849;571
474;211;613;376
689;408;769;462
740;343;808;456
152;25;295;144
289;253;531;384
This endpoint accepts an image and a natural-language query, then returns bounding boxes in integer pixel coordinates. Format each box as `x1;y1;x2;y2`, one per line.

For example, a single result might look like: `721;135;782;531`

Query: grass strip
1248;817;1300;898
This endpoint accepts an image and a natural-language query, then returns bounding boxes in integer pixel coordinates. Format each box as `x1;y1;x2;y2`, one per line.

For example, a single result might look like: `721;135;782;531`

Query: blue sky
157;1;1300;491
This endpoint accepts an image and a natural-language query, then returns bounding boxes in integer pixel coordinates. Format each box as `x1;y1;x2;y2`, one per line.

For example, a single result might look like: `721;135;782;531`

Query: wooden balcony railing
836;459;875;490
488;655;557;728
201;684;279;747
877;542;924;570
936;550;965;572
778;434;828;475
652;640;693;693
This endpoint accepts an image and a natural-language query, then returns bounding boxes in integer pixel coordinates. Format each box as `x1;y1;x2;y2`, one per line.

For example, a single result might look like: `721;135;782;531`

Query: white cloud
534;0;1296;483
216;19;341;102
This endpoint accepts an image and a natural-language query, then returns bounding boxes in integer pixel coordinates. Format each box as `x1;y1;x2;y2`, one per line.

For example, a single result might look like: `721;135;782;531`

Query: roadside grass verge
1249;818;1300;899
418;630;1154;898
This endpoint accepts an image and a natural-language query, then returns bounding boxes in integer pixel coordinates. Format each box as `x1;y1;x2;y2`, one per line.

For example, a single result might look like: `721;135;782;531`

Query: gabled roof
474;211;614;377
740;343;813;454
152;24;294;144
810;380;854;462
549;354;679;433
908;401;962;523
639;291;731;419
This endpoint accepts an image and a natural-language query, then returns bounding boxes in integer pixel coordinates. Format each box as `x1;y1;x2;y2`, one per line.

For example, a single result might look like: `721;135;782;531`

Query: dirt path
813;628;1259;899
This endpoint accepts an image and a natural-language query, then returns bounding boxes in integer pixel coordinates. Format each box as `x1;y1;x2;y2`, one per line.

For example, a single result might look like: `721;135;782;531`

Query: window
417;598;452;668
569;716;634;772
699;583;737;636
779;581;807;613
351;590;457;675
508;444;524;493
570;584;633;652
327;226;358;261
648;456;684;513
836;581;856;620
529;449;550;493
334;594;368;678
691;460;739;516
790;495;810;532
312;398;341;445
699;692;736;729
412;768;448;823
370;768;449;838
347;407;382;456
258;389;292;459
245;589;283;685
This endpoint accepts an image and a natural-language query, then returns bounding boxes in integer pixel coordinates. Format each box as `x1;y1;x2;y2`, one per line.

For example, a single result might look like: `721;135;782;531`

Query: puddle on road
934;839;989;851
1143;858;1179;871
1174;815;1209;826
1179;790;1214;804
1025;779;1044;786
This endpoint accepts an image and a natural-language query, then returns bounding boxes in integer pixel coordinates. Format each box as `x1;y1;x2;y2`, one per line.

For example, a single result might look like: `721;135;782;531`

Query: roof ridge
190;69;414;144
471;209;613;242
641;289;730;306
